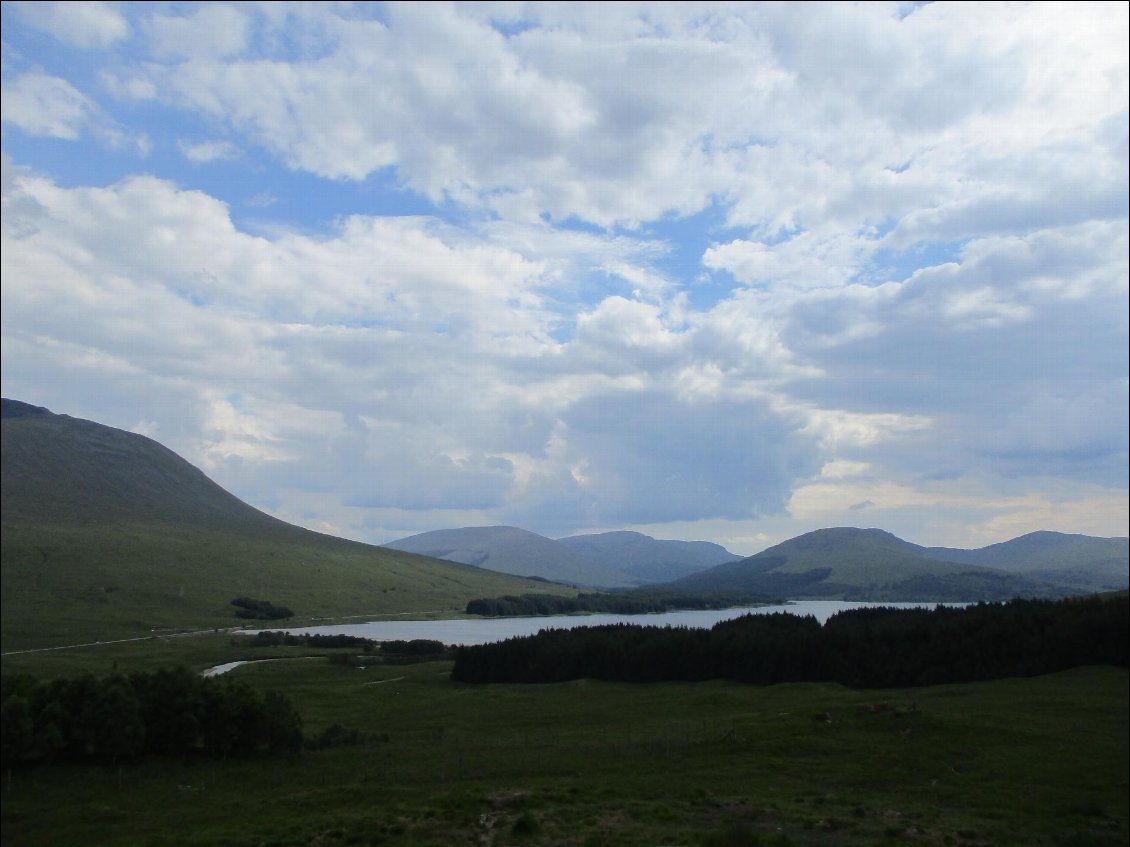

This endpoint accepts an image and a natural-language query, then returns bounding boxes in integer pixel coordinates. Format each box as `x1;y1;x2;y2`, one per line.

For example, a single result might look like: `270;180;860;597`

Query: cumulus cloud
48;2;1116;247
1;2;1126;549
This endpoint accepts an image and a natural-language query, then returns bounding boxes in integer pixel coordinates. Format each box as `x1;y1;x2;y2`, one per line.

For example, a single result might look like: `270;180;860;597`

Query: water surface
247;601;952;647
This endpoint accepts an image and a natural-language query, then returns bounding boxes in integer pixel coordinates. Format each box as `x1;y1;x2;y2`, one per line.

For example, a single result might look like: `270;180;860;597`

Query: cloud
23;164;1118;519
179;139;240;163
542;389;820;527
0;165;828;538
703;230;878;290
100;5;768;223
1;72;96;139
46;1;1116;247
1;3;1126;549
776;221;1129;491
10;1;128;49
142;4;250;60
0;70;150;155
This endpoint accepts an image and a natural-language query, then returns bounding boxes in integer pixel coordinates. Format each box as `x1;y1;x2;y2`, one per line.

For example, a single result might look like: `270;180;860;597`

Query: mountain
923;532;1129;592
384;527;740;587
1;399;573;649
667;527;1125;601
556;530;738;584
384;526;635;587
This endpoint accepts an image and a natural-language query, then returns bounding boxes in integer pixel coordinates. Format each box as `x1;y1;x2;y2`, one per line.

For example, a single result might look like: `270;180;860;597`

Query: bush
231;597;294;620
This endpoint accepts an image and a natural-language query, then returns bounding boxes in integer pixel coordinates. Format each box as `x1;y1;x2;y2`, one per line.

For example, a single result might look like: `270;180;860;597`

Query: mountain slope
1;400;573;649
668;527;1087;601
2;399;306;533
384;526;635;587
923;531;1129;592
556;530;738;584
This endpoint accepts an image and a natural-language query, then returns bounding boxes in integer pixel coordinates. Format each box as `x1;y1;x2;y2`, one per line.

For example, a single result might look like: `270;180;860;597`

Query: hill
384;527;740;587
667;527;1125;601
557;530;738;583
924;531;1129;592
0;399;574;650
383;526;635;587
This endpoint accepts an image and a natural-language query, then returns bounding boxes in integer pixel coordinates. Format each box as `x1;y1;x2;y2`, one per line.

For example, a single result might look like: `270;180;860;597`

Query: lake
247;601;955;646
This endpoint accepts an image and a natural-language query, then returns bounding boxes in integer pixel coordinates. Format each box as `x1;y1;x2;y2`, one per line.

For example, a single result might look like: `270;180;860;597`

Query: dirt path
1;627;243;656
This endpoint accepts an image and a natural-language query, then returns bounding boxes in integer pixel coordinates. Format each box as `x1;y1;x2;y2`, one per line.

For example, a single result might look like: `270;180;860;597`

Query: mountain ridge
383;525;632;587
556;530;738;584
666;526;1128;601
384;526;740;587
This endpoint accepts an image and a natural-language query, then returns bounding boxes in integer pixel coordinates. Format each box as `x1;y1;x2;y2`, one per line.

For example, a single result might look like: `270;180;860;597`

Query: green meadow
3;635;1126;847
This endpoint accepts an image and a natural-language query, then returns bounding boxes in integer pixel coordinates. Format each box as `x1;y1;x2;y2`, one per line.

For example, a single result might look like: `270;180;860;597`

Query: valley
3;634;1126;847
3;400;1127;846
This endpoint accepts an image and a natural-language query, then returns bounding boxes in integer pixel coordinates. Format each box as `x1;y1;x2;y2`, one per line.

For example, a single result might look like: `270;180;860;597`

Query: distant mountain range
387;522;1127;601
384;527;738;587
668;526;1128;602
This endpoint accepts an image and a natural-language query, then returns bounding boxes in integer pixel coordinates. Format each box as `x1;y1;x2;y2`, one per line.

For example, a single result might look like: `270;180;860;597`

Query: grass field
2;635;1126;847
0;520;578;652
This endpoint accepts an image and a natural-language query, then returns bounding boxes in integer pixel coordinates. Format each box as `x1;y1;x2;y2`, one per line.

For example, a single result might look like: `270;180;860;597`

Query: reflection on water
244;601;954;647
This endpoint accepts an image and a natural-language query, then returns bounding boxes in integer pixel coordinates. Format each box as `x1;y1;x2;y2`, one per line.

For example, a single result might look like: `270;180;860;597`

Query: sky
1;1;1127;556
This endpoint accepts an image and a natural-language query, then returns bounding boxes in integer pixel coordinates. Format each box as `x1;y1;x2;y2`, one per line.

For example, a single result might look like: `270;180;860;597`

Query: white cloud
773;221;1129;495
198;392;294;469
819;460;872;480
0;166;828;539
572;296;684;369
142;4;250;60
703;230;878;290
1;72;95;139
73;0;1119;248
0;71;150;154
179;139;240;163
99;72;158;102
10;1;128;49
1;3;1126;549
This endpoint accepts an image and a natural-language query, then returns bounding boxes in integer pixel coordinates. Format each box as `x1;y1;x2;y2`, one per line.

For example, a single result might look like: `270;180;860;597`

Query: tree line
246;631;447;659
451;594;1128;687
466;589;772;617
231;596;294;620
1;666;303;770
246;630;374;648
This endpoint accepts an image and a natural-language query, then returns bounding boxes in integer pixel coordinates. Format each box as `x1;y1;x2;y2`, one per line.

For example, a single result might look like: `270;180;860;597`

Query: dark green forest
465;589;772;617
451;594;1129;686
1;666;303;769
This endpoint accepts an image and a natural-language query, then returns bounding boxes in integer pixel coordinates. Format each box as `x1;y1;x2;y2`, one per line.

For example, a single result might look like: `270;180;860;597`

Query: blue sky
2;1;1127;554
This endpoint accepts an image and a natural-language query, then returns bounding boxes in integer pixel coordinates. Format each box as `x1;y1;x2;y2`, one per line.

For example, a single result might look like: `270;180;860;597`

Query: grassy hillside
1;401;574;650
926;531;1129;591
671;527;1066;601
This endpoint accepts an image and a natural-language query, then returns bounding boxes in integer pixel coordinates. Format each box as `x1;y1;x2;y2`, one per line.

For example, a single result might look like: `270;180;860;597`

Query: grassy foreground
2;637;1126;847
